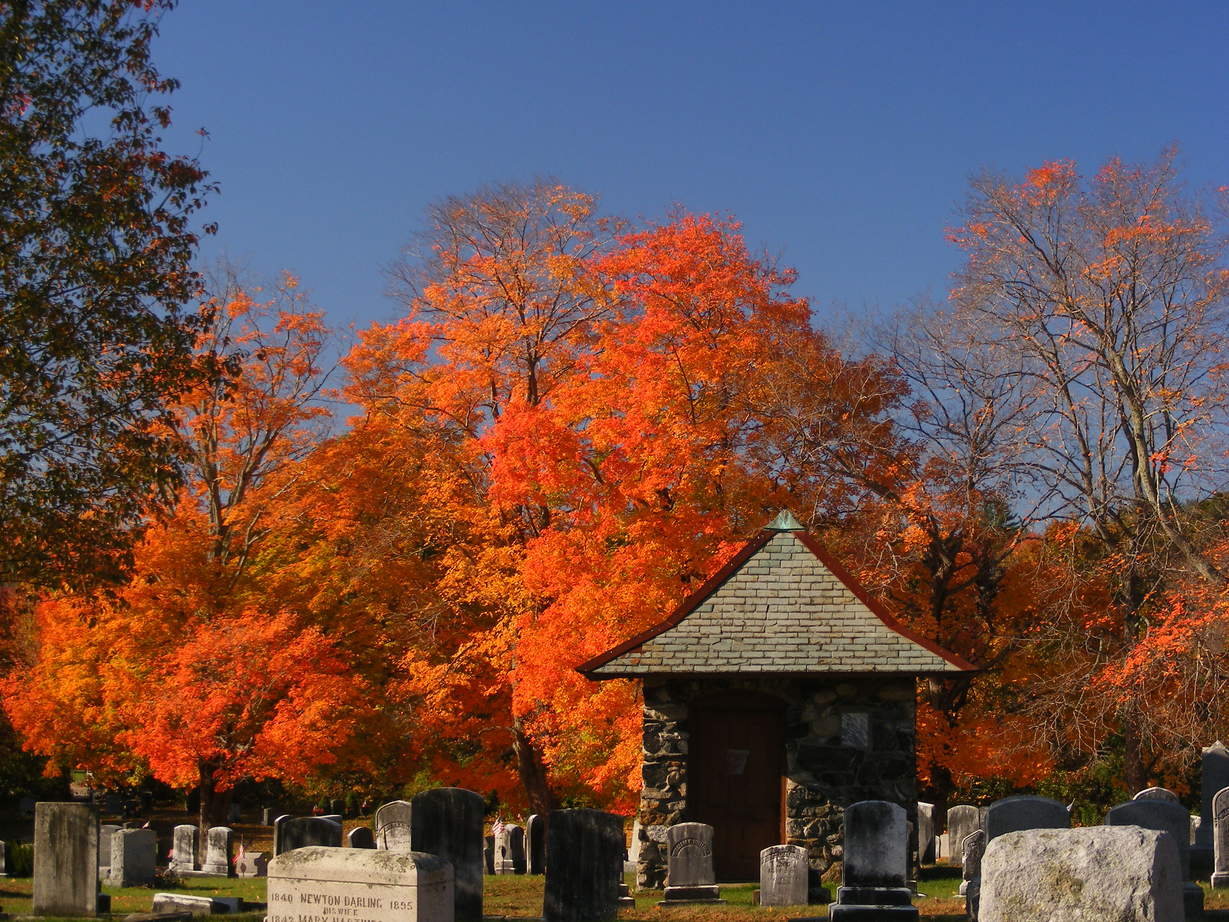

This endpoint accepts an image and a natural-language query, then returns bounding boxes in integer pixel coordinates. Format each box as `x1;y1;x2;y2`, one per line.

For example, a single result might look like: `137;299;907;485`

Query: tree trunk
197;762;232;844
513;720;557;816
1122;713;1147;795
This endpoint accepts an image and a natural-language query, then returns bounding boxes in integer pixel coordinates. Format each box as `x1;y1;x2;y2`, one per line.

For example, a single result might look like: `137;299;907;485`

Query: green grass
2;865;1224;922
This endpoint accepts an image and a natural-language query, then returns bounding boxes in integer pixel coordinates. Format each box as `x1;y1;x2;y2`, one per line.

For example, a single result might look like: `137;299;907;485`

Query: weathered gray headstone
108;828;157;886
959;829;985;897
267;847;453;922
0;839;6;877
261;808;277;826
1199;740;1229;869
661;822;721;902
1213;785;1229;888
1108;798;1202;917
170;824;197;872
375;800;413;853
979;826;1182;922
917;802;935;865
830;801;915;920
274;816;342;855
33;802;100;917
236;849;269;878
984;795;1069;842
152;892;223;916
946;805;978;867
543;809;624;922
759;844;809;907
98;823;120;875
493;822;517;874
410;787;485;922
526;814;546;874
201;826;233;876
1191;815;1202;845
1134;787;1180;803
348;826;376;849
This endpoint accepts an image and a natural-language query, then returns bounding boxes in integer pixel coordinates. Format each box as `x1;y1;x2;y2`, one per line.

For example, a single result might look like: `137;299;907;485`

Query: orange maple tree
3;278;381;834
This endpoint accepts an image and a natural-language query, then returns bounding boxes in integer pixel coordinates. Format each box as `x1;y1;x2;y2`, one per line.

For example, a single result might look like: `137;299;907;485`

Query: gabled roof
578;516;975;678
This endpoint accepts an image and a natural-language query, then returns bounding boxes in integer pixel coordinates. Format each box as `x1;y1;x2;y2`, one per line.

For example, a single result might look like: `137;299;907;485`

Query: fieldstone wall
635;674;916;887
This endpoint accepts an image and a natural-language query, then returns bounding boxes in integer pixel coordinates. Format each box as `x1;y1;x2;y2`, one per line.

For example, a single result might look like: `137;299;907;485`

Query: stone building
578;511;974;885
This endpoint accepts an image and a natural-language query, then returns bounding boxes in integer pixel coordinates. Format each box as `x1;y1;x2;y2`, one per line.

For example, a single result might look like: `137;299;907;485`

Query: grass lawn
2;864;1228;921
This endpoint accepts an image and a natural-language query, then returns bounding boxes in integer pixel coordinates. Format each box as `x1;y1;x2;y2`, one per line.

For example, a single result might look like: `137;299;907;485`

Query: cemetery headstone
275;816;342;856
262;808;277;826
661;822;722;903
170;824;197;872
966;796;1070;917
375;800;413;853
1191;815;1202;845
1134;787;1180;803
348;826;376;849
493;822;516;874
98;823;121;874
1108;798;1202;917
228;803;242;823
410;787;485;922
526;814;546;874
236;850;269;878
625;818;640;873
33;801;101;917
978;826;1181;922
829;800;916;921
959;829;985;897
917;802;935;865
983;795;1069;842
109;828;157;886
0;840;6;877
1202;741;1229;849
1212;785;1229;888
483;836;493;875
152;892;224;916
201;826;233;876
267;847;453;922
509;825;526;874
759;844;809;907
945;805;978;867
543;808;624;922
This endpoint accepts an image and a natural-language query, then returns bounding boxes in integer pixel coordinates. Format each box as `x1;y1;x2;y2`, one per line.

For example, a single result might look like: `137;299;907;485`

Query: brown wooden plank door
688;693;785;881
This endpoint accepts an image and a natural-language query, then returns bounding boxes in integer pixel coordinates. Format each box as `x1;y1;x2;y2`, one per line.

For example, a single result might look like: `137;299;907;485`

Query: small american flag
491;818;505;838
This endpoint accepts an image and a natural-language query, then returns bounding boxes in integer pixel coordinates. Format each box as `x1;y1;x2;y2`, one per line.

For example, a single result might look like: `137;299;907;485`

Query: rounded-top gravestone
410;787;485;922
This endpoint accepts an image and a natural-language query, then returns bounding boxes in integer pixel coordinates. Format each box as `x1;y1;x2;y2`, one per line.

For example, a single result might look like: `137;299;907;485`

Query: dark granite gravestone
661;822;722;903
984;795;1069;842
274;816;342;855
33;802;102;917
543;809;624;922
509;825;526;874
527;814;546;874
348;826;375;849
829;800;916;921
1107;798;1203;917
1198;741;1229;872
410;786;485;922
1133;786;1180;803
759;844;809;906
374;800;412;853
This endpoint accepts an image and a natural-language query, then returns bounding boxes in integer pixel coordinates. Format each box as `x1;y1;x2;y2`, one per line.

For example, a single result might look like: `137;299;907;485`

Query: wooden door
688;693;785;881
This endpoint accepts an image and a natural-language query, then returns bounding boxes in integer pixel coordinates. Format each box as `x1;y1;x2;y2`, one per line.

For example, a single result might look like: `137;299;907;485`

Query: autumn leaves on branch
5;156;1229;819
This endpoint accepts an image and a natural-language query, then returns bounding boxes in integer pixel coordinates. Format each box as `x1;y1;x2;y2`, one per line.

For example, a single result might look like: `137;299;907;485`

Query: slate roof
578;517;975;678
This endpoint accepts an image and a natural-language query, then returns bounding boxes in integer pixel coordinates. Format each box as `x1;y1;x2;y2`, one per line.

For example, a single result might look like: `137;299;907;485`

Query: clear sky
153;0;1229;335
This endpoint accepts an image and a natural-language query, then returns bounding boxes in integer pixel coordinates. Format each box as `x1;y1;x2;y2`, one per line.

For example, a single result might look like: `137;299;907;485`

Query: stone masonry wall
636;674;917;887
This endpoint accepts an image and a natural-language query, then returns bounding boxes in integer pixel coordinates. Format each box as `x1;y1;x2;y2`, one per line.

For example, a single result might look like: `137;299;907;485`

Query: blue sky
154;1;1229;335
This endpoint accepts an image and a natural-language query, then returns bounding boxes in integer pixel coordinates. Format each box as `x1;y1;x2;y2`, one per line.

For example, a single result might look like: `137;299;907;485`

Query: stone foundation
636;674;916;887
